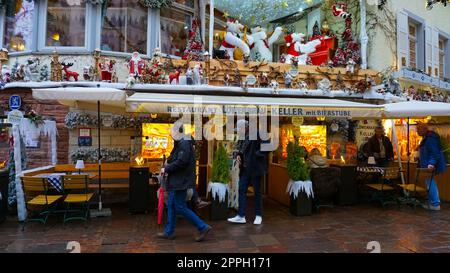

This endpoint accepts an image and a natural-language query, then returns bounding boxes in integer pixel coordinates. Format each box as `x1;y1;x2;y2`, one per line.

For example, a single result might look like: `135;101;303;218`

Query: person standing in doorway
158;126;211;241
417;123;447;211
228;119;268;225
367;126;394;167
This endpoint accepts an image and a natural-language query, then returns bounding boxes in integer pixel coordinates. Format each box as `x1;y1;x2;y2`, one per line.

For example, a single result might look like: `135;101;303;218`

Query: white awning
383;101;450;118
32;87;127;107
127;93;383;118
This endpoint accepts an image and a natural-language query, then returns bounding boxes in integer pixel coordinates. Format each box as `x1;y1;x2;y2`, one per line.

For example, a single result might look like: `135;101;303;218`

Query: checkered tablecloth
35;173;66;192
356;167;385;175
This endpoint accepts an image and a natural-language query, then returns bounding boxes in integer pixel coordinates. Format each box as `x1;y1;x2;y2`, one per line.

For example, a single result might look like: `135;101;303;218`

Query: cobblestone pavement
1;198;449;253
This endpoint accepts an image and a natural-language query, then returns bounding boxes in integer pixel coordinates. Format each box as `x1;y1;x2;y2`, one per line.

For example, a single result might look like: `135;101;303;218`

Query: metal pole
98;100;102;211
208;0;214;57
407;117;410;184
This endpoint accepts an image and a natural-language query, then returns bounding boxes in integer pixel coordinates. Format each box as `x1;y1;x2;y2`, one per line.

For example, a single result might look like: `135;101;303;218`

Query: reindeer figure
168;68;182;84
61;62;79;81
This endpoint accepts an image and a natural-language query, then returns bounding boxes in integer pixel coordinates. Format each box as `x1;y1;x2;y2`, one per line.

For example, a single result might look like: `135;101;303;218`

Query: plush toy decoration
219;18;251;60
248;26;283;62
284;33;321;65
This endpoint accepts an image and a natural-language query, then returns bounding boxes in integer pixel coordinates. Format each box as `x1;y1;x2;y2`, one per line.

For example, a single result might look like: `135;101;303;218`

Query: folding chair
399;168;434;210
61;175;93;223
366;167;401;208
21;176;63;229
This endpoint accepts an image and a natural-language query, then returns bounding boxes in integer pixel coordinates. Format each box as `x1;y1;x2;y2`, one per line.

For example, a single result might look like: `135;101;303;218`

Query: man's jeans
426;178;441;207
165;190;208;236
238;171;262;217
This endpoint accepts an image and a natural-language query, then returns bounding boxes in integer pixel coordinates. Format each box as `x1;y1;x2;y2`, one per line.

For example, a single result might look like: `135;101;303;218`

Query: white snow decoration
19;119;58;166
207;182;229;203
286;180;314;199
12;125;27;221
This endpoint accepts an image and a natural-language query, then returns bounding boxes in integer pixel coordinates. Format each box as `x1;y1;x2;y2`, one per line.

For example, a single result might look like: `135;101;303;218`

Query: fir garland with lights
139;0;174;9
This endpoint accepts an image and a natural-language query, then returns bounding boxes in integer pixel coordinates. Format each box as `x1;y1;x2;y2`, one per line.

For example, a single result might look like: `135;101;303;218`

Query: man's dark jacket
165;138;196;191
366;135;394;160
237;136;269;177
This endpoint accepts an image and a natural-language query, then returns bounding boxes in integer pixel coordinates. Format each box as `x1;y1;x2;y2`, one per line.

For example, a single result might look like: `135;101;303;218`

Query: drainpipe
360;0;368;69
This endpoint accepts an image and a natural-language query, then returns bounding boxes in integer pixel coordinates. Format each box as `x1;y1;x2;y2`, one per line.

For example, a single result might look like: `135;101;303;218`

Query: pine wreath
139;0;174;8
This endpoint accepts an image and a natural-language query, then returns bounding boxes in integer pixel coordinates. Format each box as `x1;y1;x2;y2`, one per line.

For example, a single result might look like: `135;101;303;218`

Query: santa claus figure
128;52;146;79
284;33;321;65
99;59;116;82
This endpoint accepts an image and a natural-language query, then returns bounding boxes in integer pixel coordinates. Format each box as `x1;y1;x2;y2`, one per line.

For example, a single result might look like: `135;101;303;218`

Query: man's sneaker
195;225;212;242
253;216;262;225
196;200;211;209
227;215;246;224
422;203;441;211
157;232;175;240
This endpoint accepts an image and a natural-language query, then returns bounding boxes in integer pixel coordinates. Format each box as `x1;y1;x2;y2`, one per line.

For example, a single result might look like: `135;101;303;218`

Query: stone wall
0;88;70;168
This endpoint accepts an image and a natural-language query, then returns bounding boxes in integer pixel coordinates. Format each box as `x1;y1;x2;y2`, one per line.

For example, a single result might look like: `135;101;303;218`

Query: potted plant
207;143;230;220
286;141;313;216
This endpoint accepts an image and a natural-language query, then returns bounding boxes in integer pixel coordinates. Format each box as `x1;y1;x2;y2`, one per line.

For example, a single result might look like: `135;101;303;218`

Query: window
3;0;35;52
45;0;86;47
160;7;192;57
439;38;445;79
409;24;417;69
100;0;148;54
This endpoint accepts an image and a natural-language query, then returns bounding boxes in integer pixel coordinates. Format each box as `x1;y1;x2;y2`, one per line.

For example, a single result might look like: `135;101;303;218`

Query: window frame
405;11;425;71
408;23;418;69
438;30;450;80
0;0;39;56
37;0;95;54
158;2;195;59
95;1;151;58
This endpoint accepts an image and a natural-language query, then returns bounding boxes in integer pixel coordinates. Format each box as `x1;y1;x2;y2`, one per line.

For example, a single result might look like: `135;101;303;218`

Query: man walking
158;126;211;241
228;119;268;225
417;123;447;211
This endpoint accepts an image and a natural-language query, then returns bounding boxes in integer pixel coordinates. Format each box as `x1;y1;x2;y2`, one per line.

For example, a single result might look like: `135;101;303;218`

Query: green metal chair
21;176;63;230
366;167;401;208
399;168;434;210
61;175;93;224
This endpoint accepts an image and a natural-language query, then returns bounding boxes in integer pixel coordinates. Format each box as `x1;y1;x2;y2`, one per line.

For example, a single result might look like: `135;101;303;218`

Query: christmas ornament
50;51;63;82
270;80;280;94
193;63;204;85
219;18;251;61
332;3;352;19
1;65;11;83
283;33;321;65
345;58;356;74
332;4;360;67
284;72;293;88
83;65;94;81
61;62;79;81
248;26;283;62
186;67;194;85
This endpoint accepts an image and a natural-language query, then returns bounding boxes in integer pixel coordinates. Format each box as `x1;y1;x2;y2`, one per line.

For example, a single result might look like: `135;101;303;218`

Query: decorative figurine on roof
83;65;94;81
318;78;331;95
1;65;11;83
168;68;182;84
99;58;116;82
50;51;63;82
311;21;322;40
14;63;25;81
283;33;321;65
270;80;279;94
24;57;40;82
346;58;356;74
331;3;360;67
61;62;79;81
186;67;194;85
182;17;204;61
284;72;293;89
248;26;283;62
193;63;203;85
128;51;146;79
258;72;269;88
219;18;251;61
39;64;49;81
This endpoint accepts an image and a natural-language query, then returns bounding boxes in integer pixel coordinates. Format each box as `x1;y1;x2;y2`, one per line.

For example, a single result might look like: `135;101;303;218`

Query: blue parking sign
9;95;21;110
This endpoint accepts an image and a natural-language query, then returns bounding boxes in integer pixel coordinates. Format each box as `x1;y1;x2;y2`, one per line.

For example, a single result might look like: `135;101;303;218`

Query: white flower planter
207;182;229;203
286;180;314;199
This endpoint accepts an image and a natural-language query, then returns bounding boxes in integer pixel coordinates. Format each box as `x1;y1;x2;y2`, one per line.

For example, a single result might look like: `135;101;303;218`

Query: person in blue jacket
417;123;447;211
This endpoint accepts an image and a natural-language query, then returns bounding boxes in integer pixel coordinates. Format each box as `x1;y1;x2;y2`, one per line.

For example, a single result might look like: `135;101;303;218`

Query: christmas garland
71;147;130;163
65;111;177;130
139;0;174;9
83;0;106;4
